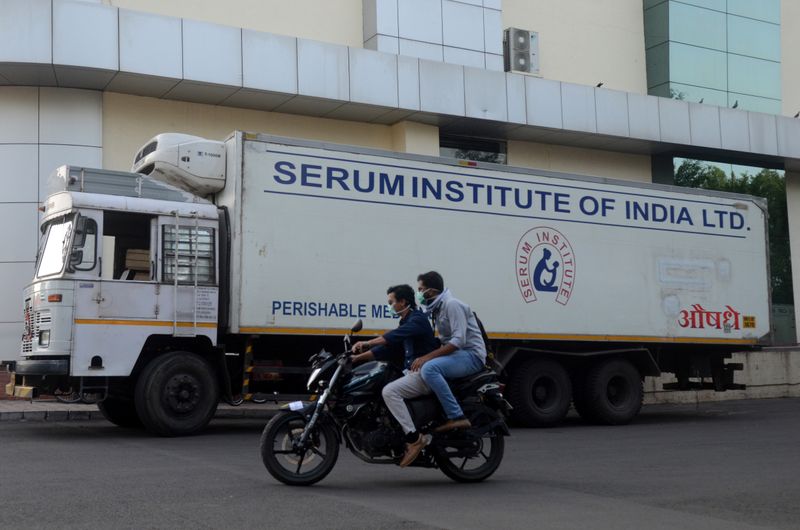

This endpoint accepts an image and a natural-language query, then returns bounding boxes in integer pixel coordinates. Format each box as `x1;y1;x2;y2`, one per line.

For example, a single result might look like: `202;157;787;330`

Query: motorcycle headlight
307;367;322;391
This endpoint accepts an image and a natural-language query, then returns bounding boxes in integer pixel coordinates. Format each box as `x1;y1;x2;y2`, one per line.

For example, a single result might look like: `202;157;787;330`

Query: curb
0;403;281;423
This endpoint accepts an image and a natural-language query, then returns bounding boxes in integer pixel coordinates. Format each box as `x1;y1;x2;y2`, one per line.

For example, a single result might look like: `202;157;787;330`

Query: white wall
502;0;648;94
507;140;652;183
101;0;365;48
101;92;442;172
0;87;102;360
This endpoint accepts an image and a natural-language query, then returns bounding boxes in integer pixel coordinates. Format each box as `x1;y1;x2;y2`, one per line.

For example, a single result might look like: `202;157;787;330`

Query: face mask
388;304;410;318
415;289;432;306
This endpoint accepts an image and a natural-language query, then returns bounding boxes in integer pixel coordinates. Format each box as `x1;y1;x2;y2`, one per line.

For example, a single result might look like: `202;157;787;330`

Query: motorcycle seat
447;368;497;394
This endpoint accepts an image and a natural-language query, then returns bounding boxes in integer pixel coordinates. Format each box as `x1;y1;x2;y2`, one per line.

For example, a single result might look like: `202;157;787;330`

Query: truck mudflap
14;359;69;376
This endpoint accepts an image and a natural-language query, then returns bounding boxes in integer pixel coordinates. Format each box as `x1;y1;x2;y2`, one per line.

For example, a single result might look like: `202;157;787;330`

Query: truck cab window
162;225;215;285
36;215;74;278
68;215;98;272
103;211;153;281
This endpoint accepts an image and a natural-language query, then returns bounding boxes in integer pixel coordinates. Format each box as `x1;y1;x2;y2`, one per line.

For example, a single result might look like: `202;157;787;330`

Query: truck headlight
38;330;50;347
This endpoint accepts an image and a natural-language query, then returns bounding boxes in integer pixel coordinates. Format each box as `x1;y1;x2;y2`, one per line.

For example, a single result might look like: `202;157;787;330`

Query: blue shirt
371;308;439;370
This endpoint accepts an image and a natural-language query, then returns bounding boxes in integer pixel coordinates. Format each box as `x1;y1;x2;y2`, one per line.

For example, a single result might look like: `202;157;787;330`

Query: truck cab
12;166;222;434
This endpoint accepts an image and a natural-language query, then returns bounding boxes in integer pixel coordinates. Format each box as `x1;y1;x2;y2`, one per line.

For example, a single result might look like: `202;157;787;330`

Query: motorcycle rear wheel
260;410;339;486
435;406;505;483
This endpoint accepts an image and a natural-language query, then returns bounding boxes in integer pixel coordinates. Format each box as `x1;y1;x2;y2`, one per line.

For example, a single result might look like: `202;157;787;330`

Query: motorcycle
259;320;511;486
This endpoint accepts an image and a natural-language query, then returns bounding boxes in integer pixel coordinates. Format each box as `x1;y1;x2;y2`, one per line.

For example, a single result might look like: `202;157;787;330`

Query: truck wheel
582;359;642;425
135;352;219;436
507;359;572;427
98;396;143;428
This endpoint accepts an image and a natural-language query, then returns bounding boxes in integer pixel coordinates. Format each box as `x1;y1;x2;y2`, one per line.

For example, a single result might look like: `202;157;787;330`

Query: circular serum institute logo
515;227;576;305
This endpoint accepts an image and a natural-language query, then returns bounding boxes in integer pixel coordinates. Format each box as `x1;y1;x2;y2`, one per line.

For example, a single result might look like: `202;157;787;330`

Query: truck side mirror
70;216;97;271
69;249;83;268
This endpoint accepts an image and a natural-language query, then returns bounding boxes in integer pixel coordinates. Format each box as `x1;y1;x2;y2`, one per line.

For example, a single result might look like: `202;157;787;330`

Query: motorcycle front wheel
435;406;505;483
260;410;339;486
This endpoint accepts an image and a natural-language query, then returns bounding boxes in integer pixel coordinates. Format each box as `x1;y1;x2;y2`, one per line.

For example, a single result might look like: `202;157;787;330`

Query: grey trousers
381;371;431;434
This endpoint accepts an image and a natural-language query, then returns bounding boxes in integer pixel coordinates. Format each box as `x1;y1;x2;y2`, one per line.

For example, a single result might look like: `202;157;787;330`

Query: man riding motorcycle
413;271;487;433
351;284;439;467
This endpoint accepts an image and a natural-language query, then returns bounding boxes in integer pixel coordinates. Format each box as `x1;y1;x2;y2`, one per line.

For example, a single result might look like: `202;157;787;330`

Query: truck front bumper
4;359;70;398
14;359;69;376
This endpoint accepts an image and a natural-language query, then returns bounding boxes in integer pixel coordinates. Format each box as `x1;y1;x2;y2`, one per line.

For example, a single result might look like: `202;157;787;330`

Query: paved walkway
0;399;282;422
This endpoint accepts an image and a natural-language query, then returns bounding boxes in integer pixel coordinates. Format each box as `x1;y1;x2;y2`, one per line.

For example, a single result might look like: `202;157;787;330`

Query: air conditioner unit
503;28;540;76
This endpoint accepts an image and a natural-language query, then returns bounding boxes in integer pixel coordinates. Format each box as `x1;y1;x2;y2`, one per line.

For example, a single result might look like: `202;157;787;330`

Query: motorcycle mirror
350;319;363;333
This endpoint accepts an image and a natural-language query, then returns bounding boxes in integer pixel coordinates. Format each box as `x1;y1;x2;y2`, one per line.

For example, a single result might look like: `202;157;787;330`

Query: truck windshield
36;215;75;278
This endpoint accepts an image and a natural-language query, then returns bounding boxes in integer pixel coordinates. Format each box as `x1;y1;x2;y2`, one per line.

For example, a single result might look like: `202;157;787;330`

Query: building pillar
785;171;800;343
390;121;439;156
651;154;675;185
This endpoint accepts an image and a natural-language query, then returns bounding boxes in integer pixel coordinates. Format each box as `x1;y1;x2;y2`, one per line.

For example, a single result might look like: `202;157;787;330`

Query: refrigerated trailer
4;131;771;435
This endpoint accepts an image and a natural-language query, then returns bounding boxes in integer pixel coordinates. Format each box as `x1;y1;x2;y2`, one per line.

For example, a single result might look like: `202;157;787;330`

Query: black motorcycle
260;320;511;486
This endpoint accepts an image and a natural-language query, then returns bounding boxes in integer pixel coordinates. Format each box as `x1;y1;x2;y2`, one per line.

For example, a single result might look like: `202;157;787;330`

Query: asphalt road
1;398;798;529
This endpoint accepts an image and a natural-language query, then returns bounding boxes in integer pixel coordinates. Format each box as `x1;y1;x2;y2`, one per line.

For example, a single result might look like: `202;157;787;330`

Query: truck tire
98;396;143;428
581;359;642;425
507;359;572;427
134;351;219;436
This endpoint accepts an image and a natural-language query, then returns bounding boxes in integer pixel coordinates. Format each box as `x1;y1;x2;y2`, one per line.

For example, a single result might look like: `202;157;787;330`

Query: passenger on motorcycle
413;271;487;433
351;284;439;467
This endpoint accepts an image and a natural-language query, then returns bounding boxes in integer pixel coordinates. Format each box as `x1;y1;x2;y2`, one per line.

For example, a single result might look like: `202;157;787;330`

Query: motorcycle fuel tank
342;361;394;394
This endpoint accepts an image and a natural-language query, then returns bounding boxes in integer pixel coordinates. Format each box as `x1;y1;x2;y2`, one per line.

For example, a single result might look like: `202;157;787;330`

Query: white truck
4;131;771;435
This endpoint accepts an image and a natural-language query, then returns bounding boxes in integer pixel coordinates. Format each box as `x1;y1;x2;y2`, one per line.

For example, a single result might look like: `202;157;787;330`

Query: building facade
645;0;782;113
0;0;799;357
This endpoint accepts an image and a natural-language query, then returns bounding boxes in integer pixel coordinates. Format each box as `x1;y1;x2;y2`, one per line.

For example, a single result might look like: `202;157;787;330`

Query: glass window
727;15;781;61
668;83;727;105
669;42;727;91
440;135;507;165
674;0;725;12
68;215;97;272
726;93;782;114
727;0;780;24
728;55;781;100
644;0;668;9
646;43;670;89
644;2;669;49
36;216;74;278
649;83;671;99
669;2;726;51
162;225;215;285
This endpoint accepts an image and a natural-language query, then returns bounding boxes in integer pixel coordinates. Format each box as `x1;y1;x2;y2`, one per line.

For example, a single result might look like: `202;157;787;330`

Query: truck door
158;214;217;337
94;211;158;319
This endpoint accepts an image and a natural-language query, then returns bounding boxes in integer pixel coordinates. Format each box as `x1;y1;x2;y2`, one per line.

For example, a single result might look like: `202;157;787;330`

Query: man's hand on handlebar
351;351;375;365
352;341;370;354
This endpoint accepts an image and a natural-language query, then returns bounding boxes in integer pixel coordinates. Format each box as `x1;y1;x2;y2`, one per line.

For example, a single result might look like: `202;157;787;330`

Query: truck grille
21;301;50;354
22;299;32;353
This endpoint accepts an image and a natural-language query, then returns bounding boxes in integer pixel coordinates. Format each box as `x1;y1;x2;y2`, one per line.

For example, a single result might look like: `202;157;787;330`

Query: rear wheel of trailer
506;359;572;427
574;358;643;425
